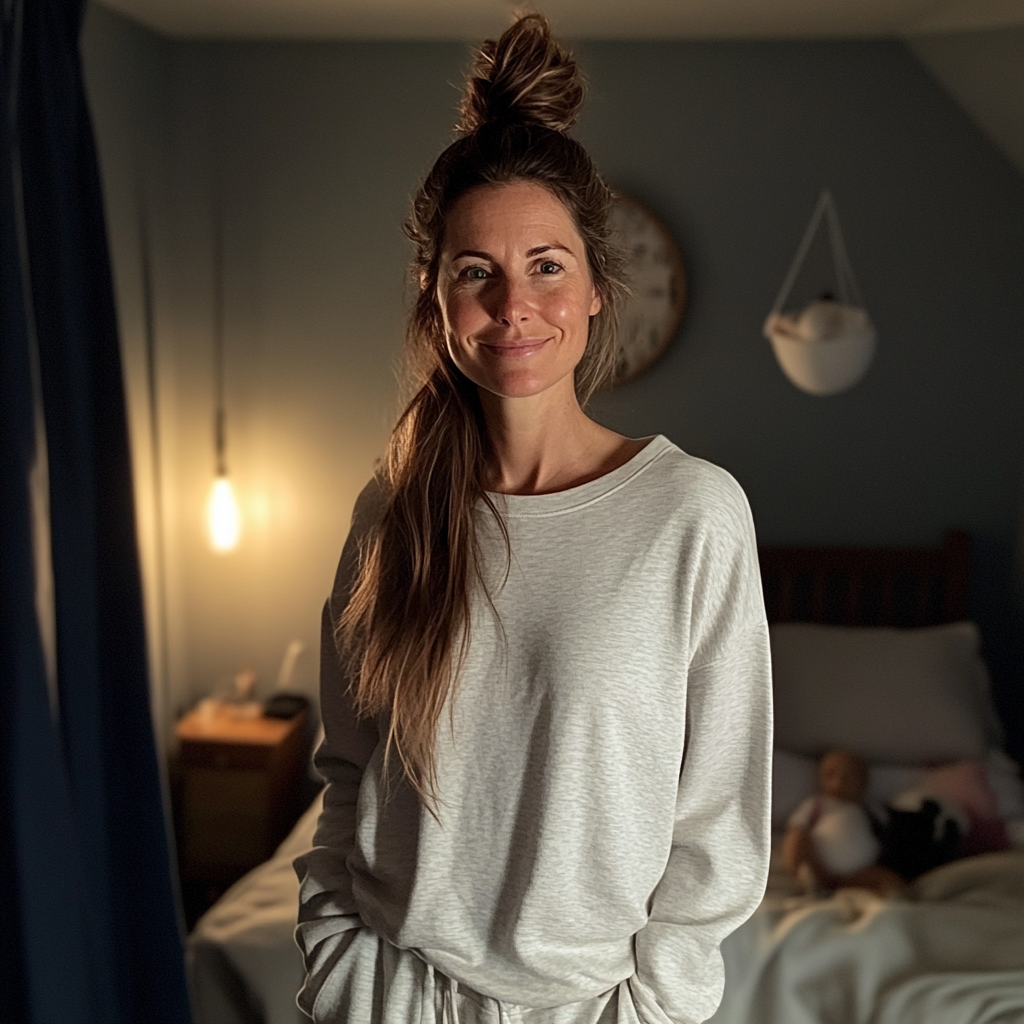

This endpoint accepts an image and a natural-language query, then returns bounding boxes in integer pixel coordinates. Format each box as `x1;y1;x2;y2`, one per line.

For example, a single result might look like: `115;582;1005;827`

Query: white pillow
769;751;937;831
772;745;1024;845
771;748;818;830
770;621;997;765
868;762;927;806
773;752;935;821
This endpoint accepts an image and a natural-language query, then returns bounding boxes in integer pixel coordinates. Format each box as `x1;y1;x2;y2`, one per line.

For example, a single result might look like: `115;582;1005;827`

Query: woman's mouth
479;337;551;357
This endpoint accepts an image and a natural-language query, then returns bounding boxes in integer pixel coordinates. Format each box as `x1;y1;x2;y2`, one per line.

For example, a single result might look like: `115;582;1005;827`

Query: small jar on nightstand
174;701;308;887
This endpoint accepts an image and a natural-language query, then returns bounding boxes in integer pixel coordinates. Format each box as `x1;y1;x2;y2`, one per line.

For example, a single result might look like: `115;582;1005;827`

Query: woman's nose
492;277;530;326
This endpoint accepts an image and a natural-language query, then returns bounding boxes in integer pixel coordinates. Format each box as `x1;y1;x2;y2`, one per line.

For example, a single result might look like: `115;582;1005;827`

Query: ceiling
100;0;1024;40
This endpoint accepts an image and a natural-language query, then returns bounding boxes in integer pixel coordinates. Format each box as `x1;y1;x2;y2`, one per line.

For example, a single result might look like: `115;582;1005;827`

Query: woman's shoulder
637;438;753;526
328;476;388;606
350;473;388;529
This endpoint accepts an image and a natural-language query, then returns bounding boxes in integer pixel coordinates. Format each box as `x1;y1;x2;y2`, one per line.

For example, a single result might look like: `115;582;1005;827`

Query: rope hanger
763;188;877;396
769;188;865;316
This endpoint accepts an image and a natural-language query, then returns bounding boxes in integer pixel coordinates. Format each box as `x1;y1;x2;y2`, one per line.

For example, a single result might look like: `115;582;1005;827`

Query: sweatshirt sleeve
293;482;383;1018
629;475;773;1024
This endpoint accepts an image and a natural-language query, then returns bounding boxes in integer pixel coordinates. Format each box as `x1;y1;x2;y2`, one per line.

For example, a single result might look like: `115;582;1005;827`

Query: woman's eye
464;266;488;280
539;261;562;274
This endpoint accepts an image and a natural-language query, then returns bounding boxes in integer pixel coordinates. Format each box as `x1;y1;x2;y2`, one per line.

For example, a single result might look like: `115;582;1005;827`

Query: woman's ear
589;286;602;317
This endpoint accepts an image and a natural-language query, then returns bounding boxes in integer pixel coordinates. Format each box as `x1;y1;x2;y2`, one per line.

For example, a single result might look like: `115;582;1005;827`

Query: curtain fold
1;1;192;1020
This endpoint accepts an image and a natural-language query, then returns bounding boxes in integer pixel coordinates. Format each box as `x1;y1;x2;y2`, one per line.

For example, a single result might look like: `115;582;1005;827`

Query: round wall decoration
607;195;687;386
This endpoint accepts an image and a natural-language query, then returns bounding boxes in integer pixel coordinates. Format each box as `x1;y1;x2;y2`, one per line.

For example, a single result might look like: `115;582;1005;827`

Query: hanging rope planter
763;188;876;396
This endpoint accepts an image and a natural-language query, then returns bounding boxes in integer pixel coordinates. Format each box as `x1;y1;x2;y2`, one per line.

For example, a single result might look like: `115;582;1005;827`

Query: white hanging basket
763;189;876;397
765;301;877;397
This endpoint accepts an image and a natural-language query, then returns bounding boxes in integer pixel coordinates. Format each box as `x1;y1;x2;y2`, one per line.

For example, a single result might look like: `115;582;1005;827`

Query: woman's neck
479;384;646;495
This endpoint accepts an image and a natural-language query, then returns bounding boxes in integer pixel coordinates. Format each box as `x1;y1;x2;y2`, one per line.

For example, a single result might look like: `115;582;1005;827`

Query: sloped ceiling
99;0;1024;40
910;28;1024;175
95;0;1024;179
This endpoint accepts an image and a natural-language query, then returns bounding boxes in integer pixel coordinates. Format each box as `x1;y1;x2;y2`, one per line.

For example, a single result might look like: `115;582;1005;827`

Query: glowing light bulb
207;474;241;552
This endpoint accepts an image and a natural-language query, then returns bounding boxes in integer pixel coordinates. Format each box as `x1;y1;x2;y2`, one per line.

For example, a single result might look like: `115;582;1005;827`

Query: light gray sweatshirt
295;436;772;1024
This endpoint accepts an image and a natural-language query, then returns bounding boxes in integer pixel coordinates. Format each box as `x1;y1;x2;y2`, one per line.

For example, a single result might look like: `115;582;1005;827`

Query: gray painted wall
577;39;1024;548
82;9;1024;755
81;7;181;747
573;40;1024;755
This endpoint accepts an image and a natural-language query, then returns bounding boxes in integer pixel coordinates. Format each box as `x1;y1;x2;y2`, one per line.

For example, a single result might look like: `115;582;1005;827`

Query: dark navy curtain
1;0;192;1021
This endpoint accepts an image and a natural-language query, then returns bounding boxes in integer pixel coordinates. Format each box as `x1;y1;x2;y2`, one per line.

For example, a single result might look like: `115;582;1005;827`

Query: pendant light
206;195;241;553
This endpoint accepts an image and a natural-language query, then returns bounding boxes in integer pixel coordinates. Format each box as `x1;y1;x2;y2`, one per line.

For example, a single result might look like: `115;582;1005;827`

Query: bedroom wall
574;38;1024;758
80;6;184;749
82;8;1024;758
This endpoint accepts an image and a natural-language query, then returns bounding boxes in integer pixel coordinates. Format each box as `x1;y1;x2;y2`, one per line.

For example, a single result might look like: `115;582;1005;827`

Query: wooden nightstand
175;702;308;886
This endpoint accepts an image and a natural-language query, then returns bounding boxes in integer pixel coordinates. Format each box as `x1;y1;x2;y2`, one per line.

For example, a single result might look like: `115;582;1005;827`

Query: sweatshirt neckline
483;434;673;518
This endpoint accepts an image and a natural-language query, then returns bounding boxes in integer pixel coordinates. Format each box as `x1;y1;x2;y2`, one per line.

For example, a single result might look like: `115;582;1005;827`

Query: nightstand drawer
182;766;269;817
181;769;271;875
180;740;276;771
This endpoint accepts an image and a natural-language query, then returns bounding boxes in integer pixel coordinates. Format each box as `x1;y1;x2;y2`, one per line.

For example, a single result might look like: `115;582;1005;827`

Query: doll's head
819;749;869;802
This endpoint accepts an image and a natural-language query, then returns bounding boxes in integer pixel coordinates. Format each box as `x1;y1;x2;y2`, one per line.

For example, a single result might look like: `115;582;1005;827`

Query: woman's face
436;181;601;403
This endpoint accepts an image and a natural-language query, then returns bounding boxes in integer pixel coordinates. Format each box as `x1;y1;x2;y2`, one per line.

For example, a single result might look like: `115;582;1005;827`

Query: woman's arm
630;480;773;1024
293;484;382;1017
629;630;773;1024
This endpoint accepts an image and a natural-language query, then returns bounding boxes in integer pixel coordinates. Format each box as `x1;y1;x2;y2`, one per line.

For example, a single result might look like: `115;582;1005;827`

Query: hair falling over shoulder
339;13;626;810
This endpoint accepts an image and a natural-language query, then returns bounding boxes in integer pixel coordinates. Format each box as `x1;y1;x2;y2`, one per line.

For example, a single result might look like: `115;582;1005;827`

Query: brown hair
340;13;626;808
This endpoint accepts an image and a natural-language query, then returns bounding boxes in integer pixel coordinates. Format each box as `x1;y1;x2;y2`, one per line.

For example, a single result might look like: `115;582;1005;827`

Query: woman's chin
477;372;575;403
461;358;580;404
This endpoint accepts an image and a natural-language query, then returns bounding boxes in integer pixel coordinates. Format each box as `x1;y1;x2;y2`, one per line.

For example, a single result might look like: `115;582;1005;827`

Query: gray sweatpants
308;928;646;1024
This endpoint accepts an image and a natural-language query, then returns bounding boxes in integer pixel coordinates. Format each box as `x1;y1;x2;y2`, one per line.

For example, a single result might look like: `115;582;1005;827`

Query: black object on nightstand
263;692;310;719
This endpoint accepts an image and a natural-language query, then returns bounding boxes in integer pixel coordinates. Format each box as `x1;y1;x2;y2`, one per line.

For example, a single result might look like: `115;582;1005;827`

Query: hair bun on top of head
456;13;585;136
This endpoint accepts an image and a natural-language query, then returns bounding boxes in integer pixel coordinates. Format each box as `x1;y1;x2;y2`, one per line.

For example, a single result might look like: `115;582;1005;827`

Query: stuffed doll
783;749;905;897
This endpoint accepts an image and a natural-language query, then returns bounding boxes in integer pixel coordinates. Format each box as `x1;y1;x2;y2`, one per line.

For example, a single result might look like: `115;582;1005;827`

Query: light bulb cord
212;184;228;477
215;407;227;476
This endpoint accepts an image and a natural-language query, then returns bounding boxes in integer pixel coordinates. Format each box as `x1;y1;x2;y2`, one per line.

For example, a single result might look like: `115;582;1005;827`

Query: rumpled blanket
709;848;1024;1024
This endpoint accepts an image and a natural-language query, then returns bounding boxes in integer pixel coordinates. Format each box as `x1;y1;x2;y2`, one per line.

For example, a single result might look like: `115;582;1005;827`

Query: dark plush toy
874;799;962;881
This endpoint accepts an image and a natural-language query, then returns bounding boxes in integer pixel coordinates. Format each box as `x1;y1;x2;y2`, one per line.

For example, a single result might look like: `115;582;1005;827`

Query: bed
710;531;1024;1024
186;530;1024;1024
187;789;321;1024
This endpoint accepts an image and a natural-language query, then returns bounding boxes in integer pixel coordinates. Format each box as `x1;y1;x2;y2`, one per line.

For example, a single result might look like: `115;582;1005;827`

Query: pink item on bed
922;760;1010;856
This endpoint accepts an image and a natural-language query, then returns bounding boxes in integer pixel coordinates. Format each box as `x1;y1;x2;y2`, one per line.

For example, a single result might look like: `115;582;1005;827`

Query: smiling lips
479;337;552;357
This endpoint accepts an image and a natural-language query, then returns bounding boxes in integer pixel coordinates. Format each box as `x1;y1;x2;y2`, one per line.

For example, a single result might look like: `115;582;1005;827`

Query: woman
295;15;772;1024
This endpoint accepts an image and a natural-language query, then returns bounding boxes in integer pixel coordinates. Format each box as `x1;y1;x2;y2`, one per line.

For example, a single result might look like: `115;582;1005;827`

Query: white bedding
710;845;1024;1024
187;791;324;1024
189;792;1024;1024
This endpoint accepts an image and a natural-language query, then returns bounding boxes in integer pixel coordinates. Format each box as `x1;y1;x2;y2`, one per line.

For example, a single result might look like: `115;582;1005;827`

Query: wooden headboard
758;530;971;628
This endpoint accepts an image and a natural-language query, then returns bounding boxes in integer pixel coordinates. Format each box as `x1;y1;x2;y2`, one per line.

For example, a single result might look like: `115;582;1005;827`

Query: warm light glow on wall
207;473;241;552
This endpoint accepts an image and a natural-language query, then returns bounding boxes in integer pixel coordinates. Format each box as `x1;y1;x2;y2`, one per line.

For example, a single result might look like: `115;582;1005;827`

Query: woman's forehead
442;182;582;255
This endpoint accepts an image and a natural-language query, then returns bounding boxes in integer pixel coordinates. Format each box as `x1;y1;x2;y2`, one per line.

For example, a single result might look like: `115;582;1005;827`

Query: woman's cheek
547;282;591;325
444;289;486;340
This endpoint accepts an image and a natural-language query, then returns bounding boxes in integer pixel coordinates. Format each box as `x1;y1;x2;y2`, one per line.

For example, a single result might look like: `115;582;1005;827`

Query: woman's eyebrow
526;244;573;257
450;243;576;262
